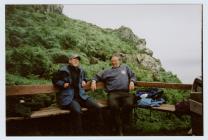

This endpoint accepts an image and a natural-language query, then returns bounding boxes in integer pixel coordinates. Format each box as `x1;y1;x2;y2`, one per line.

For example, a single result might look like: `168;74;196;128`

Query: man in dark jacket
53;54;103;135
91;54;136;135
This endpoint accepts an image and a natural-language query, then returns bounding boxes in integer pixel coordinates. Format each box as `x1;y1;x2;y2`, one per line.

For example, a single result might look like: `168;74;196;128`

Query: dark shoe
123;125;131;133
118;127;123;136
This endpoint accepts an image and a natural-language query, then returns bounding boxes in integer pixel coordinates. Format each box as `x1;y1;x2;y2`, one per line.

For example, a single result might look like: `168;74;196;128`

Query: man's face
69;58;80;67
111;56;121;68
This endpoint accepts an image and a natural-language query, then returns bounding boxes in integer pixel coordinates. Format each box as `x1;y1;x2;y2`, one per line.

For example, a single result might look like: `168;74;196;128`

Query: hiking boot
118;127;123;136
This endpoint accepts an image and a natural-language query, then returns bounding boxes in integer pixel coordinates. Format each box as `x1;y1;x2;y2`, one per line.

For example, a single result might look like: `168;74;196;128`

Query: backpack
175;100;190;115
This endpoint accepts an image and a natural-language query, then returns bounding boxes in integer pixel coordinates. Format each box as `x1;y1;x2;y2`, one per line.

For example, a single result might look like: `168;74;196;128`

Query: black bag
136;88;164;99
175;100;190;115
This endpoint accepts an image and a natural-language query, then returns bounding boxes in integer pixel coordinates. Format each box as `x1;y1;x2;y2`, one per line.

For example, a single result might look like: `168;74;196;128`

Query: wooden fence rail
6;81;192;96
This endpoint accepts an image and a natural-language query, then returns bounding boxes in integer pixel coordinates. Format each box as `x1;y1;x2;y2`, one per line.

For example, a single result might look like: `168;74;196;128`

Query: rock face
33;5;63;14
137;54;162;73
135;39;153;56
114;26;161;73
115;26;154;56
115;26;140;45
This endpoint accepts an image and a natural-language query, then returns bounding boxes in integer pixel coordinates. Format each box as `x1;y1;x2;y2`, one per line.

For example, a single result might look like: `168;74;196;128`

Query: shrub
47;48;69;64
6;46;53;78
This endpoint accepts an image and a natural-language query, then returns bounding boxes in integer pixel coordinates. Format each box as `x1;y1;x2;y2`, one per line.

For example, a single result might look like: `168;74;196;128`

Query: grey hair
110;53;122;61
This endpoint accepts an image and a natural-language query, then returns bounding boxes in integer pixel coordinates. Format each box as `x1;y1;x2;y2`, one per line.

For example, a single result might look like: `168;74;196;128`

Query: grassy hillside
6;5;181;84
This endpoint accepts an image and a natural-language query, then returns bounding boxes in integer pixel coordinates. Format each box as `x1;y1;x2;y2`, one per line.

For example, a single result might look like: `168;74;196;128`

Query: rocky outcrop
114;26;162;73
114;26;140;45
136;39;153;56
137;54;162;73
114;25;161;73
32;5;63;14
114;26;153;56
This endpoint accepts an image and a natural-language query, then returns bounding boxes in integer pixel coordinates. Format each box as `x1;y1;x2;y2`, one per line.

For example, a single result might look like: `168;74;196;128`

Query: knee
72;108;82;115
70;105;82;115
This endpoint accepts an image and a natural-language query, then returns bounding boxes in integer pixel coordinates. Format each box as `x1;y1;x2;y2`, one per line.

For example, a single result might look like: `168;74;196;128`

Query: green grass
6;73;50;85
133;108;191;132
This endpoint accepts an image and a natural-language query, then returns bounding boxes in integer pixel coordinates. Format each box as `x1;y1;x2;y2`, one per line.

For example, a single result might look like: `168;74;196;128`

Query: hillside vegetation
6;5;181;83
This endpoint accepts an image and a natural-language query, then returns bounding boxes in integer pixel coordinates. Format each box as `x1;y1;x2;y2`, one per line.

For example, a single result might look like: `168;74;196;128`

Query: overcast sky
63;4;202;83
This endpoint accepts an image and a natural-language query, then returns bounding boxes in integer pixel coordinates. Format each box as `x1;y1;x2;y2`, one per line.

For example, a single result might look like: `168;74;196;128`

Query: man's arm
82;70;88;87
82;70;88;82
126;65;137;90
126;65;136;83
54;71;70;89
55;80;65;88
91;71;104;91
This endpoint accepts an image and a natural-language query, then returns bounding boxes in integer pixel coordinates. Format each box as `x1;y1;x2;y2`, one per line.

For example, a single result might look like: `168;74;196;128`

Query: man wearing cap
91;54;136;135
53;54;103;135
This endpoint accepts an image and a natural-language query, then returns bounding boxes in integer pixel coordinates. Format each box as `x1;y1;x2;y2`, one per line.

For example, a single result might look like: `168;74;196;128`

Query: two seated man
53;53;136;135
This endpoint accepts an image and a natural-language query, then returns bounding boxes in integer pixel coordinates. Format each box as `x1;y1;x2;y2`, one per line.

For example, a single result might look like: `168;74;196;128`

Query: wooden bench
189;77;203;135
6;81;192;122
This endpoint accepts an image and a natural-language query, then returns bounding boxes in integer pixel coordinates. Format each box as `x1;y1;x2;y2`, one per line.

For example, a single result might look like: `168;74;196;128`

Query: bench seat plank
30;106;71;118
97;99;176;112
6;106;88;121
6;100;176;122
151;104;175;112
7;100;106;122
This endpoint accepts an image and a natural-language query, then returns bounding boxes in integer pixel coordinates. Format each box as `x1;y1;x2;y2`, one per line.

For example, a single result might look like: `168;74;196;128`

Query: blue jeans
61;97;103;135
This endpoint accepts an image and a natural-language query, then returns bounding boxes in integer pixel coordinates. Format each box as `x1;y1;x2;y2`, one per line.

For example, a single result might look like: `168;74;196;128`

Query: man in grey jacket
91;54;136;135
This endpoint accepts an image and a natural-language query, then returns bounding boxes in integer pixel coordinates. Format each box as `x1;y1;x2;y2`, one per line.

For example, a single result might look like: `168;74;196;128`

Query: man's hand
82;81;87;87
91;80;97;91
129;81;135;90
63;83;70;88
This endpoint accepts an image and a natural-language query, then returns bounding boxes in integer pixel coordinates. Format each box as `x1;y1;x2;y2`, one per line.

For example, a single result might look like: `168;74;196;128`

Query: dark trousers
61;97;103;135
108;91;134;132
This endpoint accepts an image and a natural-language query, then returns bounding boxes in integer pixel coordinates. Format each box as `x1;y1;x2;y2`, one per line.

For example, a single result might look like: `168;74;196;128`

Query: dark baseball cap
69;54;81;60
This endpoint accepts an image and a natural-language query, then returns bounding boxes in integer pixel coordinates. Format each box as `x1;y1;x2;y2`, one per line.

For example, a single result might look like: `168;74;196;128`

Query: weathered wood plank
97;99;176;112
6;85;59;96
6;81;192;96
190;92;203;103
6;82;103;96
6;106;88;121
6;99;176;122
151;104;175;112
135;81;192;90
192;77;202;92
189;99;203;115
86;81;192;90
6;100;106;121
6;117;26;121
30;106;71;119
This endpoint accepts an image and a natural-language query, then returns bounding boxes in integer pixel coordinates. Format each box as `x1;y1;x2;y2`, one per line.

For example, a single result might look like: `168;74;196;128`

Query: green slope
6;5;180;85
